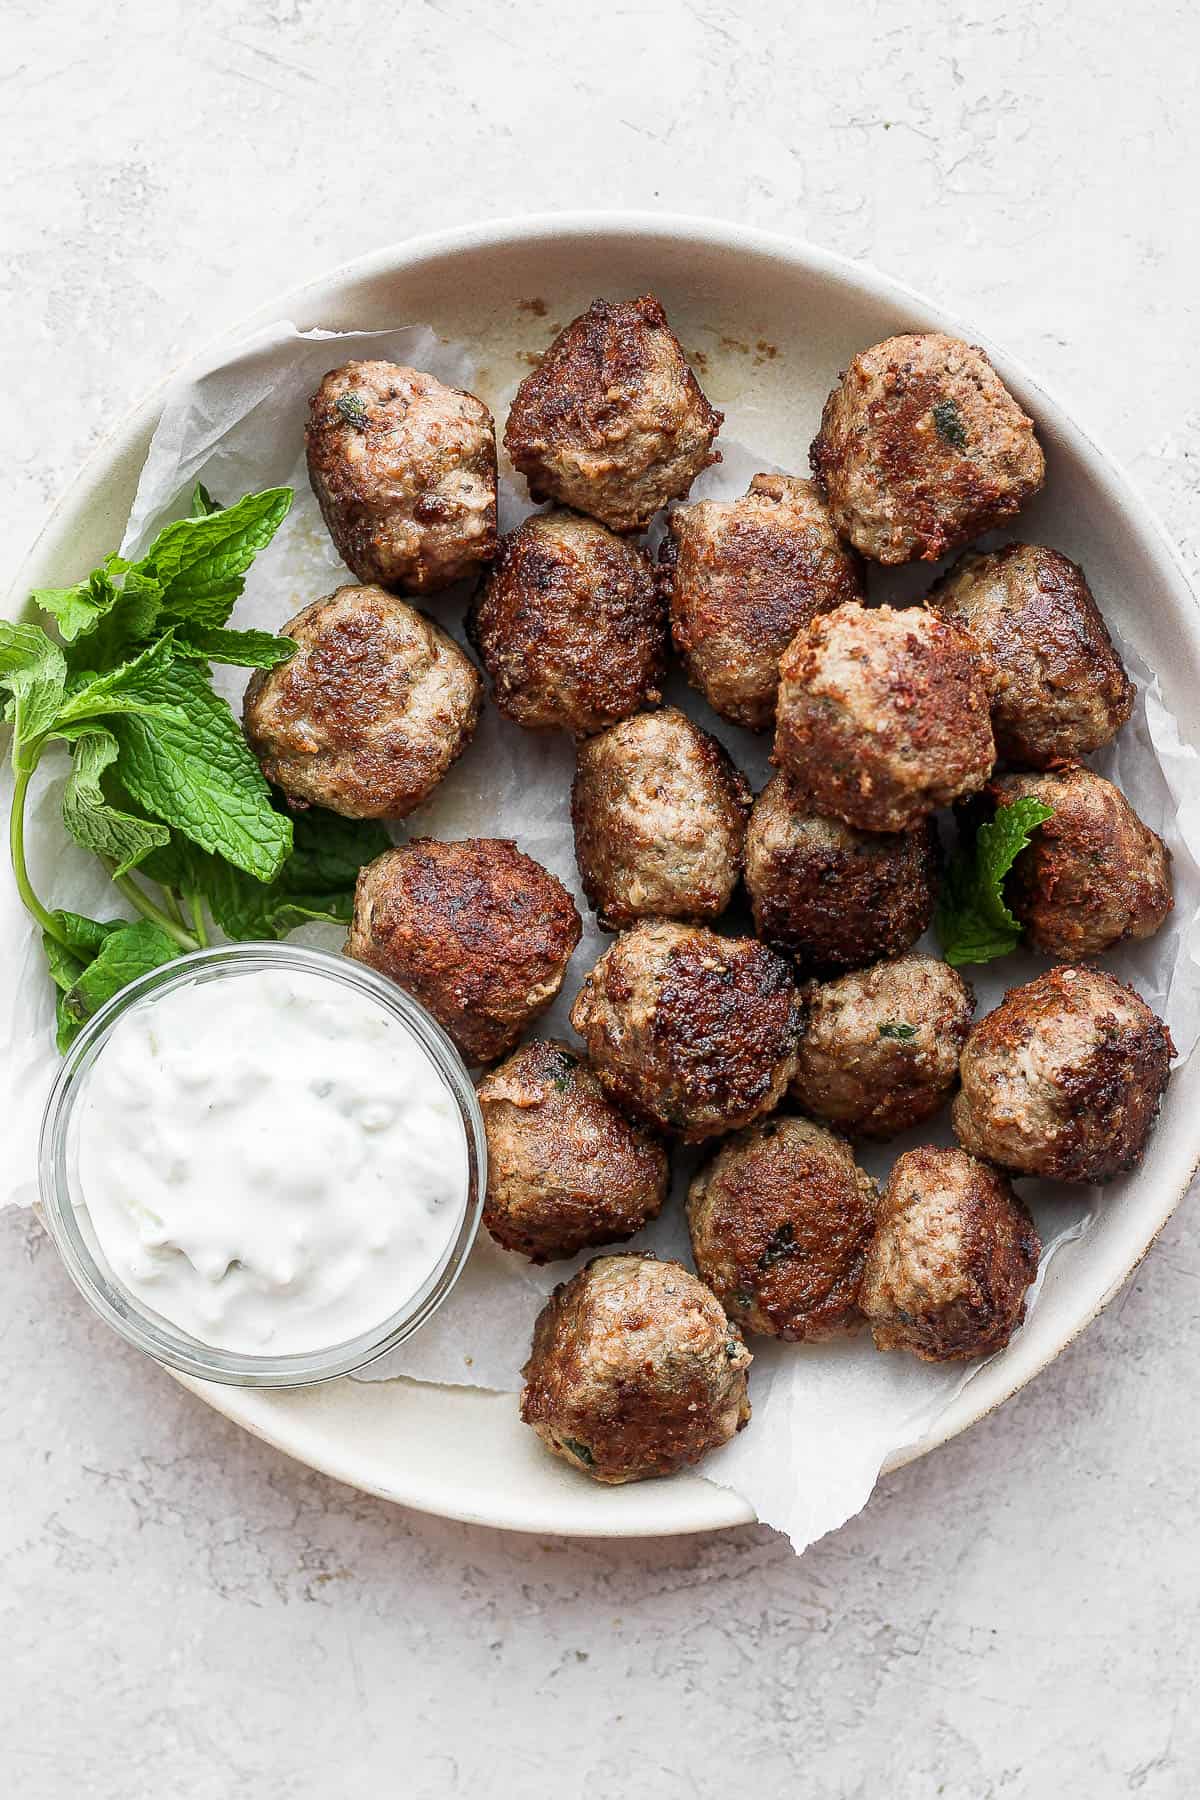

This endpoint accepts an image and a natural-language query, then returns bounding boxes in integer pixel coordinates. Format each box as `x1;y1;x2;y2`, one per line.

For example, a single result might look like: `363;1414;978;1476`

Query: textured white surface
5;0;1200;1791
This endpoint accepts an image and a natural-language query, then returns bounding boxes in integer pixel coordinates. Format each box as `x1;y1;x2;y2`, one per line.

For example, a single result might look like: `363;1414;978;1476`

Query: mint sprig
141;809;390;943
110;659;292;881
2;483;386;1048
936;797;1054;966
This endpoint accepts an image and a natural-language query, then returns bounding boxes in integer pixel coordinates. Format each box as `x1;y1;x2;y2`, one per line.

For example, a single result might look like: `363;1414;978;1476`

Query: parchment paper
5;319;1199;1551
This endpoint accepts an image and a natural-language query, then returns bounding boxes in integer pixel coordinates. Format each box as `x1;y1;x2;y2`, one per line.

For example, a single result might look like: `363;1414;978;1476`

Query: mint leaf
112;659;292;880
142;808;388;940
0;622;67;762
937;797;1055;967
168;624;298;669
44;935;88;993
37;558;164;668
61;919;180;1038
61;729;172;877
43;911;130;1051
44;936;91;1053
34;562;125;644
137;487;292;629
136;830;213;896
56;632;184;728
35;485;290;659
189;481;223;517
878;1021;917;1041
149;806;385;943
278;808;391;893
51;909;127;960
81;568;165;669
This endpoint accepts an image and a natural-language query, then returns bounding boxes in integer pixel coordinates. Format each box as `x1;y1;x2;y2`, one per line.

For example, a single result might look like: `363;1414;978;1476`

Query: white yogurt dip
71;966;469;1355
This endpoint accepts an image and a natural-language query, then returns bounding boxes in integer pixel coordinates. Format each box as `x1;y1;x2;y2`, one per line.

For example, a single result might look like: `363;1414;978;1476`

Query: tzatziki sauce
71;966;469;1355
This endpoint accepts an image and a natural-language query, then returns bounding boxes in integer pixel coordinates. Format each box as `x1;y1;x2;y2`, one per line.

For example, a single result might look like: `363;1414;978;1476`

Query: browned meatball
744;774;940;973
477;1040;669;1262
306;361;497;593
466;510;665;735
661;474;864;731
569;920;801;1142
346;839;581;1064
520;1254;751;1484
987;767;1172;958
792;955;975;1140
774;602;995;832
242;586;481;819
810;333;1045;564
929;544;1134;768
504;295;721;533
571;709;750;930
687;1116;877;1341
953;965;1173;1183
861;1147;1041;1361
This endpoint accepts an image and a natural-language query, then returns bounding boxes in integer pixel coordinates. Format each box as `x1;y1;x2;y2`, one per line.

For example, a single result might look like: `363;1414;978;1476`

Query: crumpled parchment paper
5;318;1199;1552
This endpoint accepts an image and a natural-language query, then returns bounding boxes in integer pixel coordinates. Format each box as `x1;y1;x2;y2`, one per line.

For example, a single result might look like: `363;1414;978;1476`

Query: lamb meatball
306;361;497;593
953;965;1173;1183
346;839;581;1064
745;774;940;973
810;332;1045;564
792;955;974;1141
861;1147;1041;1362
477;1040;669;1262
569;920;801;1142
504;295;721;533
774;602;995;832
929;544;1134;767
467;510;664;735
687;1116;877;1341
242;585;481;819
989;767;1172;958
661;474;864;731
571;709;750;930
520;1254;751;1484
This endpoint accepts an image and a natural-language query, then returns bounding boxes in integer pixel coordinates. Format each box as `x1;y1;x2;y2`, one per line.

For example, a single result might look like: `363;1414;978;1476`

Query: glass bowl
38;943;486;1387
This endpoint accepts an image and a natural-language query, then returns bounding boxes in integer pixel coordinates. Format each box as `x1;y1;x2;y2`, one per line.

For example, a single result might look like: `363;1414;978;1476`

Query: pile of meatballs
241;296;1176;1488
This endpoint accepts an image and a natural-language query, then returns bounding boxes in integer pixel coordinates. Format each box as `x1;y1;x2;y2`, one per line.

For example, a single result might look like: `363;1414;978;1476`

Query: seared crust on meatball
745;775;940;973
520;1254;752;1484
477;1040;669;1262
810;333;1045;564
306;361;497;593
242;585;481;819
953;965;1173;1183
571;709;750;930
467;510;665;735
792;955;975;1140
987;767;1172;958
346;839;581;1064
504;295;722;533
861;1147;1041;1362
661;474;864;731
569;920;801;1142
687;1116;877;1341
929;544;1134;768
774;602;995;832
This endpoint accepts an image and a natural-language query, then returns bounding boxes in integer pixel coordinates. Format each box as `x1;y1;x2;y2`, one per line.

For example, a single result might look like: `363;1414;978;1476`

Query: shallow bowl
11;212;1200;1536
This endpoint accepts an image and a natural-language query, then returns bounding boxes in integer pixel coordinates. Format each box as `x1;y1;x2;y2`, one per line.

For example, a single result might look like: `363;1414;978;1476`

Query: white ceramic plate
12;213;1200;1537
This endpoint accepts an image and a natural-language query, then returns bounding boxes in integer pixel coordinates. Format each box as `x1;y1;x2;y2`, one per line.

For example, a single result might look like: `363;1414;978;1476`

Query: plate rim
11;208;1200;1538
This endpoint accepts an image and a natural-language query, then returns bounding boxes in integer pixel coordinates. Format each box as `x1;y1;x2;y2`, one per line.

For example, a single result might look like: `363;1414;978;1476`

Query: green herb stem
185;888;208;947
9;756;71;946
161;886;186;929
111;870;198;952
